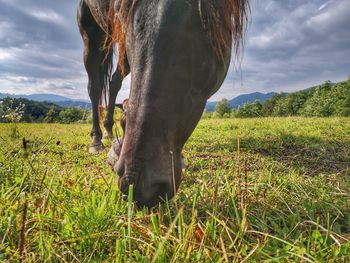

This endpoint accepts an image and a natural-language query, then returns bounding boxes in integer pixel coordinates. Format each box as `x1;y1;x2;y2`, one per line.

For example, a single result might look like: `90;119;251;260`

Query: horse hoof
89;143;105;154
103;130;114;140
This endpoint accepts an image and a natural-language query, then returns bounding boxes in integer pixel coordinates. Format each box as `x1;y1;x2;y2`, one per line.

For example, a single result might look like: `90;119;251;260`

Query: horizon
0;0;349;102
0;77;345;103
0;88;291;102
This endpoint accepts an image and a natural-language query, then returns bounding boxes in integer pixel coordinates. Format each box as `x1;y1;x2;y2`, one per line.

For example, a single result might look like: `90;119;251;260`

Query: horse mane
199;0;250;64
106;0;249;76
106;0;135;77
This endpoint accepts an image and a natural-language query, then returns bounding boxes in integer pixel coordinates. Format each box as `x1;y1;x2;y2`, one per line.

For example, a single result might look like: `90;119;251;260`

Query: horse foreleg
103;65;130;139
77;0;106;153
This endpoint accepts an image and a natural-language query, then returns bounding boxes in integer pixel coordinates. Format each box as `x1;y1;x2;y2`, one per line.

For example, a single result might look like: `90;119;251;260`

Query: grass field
0;117;350;262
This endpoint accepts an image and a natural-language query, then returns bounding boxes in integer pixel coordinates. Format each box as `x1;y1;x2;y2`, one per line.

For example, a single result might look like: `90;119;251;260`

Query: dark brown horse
77;0;249;207
77;0;125;153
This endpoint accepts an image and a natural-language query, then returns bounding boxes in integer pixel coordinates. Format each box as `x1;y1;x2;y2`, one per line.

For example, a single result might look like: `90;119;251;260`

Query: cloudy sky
0;0;349;102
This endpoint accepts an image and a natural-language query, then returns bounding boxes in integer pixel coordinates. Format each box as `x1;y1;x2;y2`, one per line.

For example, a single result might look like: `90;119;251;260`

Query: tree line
0;97;88;123
1;79;349;123
206;79;350;118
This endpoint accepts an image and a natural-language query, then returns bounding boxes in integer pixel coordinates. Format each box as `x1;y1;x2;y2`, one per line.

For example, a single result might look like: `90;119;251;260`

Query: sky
0;0;349;102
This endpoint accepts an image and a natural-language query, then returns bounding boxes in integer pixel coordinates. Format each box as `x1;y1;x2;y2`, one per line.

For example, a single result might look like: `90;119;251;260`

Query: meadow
0;117;349;262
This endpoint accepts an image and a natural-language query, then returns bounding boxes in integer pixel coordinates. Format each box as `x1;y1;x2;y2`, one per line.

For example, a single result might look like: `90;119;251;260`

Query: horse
77;0;249;207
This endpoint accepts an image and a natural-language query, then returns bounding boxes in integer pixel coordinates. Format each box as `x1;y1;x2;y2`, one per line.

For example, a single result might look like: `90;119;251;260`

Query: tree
261;93;286;116
0;98;25;123
300;82;335;117
233;100;263;118
44;107;60;123
59;108;85;123
215;99;232;117
0;101;4;122
272;92;309;116
332;79;350;116
0;97;62;123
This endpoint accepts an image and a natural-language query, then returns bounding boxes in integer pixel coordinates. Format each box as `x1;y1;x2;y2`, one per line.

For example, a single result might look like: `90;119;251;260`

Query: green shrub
59;108;86;123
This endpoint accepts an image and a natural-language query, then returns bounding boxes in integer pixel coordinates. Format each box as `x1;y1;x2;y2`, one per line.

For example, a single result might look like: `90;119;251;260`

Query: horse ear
115;103;124;110
122;99;129;111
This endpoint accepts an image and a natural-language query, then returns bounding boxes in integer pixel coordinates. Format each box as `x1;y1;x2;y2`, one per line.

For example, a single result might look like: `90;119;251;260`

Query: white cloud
0;0;349;102
30;9;64;25
0;48;12;60
210;0;350;101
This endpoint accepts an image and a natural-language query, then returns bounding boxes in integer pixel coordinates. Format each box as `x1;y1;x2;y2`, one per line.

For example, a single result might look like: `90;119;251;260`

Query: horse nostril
152;182;174;200
119;175;134;194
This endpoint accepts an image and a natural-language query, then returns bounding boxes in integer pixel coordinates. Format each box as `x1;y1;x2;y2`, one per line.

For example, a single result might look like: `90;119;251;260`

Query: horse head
107;0;249;207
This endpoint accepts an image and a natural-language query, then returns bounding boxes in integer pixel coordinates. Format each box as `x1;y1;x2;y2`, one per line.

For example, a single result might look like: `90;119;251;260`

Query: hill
0;97;62;122
0;92;71;102
0;97;89;123
206;92;277;111
0;92;91;109
55;100;91;109
228;80;350;118
1;92;277;112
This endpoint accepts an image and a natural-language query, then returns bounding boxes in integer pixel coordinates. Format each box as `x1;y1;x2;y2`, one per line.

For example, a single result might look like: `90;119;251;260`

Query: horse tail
100;47;113;109
105;0;131;78
88;0;114;105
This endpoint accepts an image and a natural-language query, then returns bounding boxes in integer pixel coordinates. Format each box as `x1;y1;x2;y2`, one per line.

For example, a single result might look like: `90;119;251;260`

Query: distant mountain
55;100;91;109
0;92;73;102
205;101;218;112
0;92;91;108
1;91;278;111
229;92;278;108
206;92;279;111
26;93;73;102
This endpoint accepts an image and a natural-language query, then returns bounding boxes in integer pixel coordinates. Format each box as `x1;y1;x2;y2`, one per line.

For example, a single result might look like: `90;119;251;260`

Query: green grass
0;117;350;262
